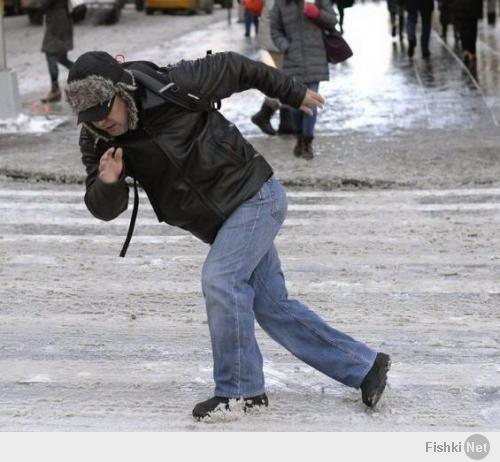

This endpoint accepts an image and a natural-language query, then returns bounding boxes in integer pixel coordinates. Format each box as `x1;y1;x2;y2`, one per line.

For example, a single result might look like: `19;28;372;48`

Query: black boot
303;136;314;160
293;132;305;157
192;393;268;420
360;352;391;408
251;103;277;136
278;107;298;135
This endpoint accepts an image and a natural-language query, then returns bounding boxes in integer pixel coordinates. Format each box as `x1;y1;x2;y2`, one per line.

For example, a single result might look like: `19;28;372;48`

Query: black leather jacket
79;52;307;246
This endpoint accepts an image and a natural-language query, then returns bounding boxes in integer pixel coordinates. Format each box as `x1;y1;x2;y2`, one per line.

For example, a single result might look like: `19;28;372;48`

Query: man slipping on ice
65;50;391;420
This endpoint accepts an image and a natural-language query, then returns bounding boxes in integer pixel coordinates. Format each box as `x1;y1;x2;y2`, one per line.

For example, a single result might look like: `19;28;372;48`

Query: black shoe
391;24;396;38
293;133;305;157
192;393;268;420
251;104;277;136
422;49;431;59
408;40;416;58
360;352;391;408
303;136;314;160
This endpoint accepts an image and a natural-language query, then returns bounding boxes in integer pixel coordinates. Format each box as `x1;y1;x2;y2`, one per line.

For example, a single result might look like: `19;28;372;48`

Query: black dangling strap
119;178;139;258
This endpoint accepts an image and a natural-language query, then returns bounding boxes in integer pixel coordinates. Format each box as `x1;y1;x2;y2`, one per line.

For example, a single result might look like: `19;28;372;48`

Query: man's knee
201;261;229;299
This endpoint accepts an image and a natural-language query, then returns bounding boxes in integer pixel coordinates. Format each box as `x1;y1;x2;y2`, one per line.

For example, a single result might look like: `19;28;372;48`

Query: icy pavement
0;179;499;431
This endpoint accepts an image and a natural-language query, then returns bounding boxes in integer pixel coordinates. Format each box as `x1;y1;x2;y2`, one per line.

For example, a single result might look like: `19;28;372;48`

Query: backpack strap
119;177;139;258
129;68;220;112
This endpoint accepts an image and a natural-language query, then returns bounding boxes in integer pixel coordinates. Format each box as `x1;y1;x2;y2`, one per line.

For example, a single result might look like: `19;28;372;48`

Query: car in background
20;0;124;25
4;0;23;15
144;0;213;15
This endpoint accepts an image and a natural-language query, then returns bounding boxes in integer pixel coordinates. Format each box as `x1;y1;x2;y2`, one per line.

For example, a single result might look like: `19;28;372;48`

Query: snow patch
19;374;52;383
199;399;246;424
0;113;66;134
77;372;92;378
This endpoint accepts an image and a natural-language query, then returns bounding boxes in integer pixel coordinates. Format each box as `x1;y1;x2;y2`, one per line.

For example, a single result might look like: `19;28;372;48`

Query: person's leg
243;9;252;37
46;53;59;87
338;6;345;34
468;18;478;55
387;0;397;36
302;82;319;159
42;53;62;103
252;51;279;135
201;176;287;399
420;7;432;57
251;244;377;389
56;52;74;70
293;108;304;156
406;9;418;57
254;14;259;35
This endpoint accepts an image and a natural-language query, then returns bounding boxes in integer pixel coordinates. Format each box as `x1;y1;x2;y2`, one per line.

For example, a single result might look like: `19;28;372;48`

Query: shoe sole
367;357;391;408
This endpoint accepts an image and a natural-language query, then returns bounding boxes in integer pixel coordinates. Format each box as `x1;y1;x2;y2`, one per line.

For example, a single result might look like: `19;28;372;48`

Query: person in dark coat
40;0;74;103
452;0;484;66
65;50;390;420
271;0;337;159
405;0;434;59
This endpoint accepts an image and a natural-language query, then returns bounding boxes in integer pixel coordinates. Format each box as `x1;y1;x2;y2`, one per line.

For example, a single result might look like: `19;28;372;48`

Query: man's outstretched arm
169;51;323;113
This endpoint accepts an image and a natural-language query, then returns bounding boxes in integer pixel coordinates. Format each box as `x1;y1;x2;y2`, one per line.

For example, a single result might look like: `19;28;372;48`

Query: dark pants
455;17;479;54
244;9;259;36
406;7;433;54
46;52;74;86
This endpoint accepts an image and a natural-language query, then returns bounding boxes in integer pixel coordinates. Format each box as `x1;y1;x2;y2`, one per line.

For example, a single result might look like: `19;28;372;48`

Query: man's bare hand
98;147;123;184
300;89;325;116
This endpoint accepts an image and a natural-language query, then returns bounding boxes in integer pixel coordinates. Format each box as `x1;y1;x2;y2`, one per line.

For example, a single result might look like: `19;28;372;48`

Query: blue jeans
293;82;319;138
202;176;377;398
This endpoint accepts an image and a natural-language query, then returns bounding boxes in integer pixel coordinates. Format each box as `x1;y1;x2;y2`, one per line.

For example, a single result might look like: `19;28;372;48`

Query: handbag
323;28;353;64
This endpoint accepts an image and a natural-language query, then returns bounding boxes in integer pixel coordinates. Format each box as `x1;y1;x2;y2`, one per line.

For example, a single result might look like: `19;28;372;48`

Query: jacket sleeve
270;3;290;53
169;51;307;109
79;127;129;221
315;0;338;31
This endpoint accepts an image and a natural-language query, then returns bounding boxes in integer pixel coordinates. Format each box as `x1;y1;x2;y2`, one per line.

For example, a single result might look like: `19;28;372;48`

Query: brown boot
303;136;314;160
41;84;61;103
293;133;304;157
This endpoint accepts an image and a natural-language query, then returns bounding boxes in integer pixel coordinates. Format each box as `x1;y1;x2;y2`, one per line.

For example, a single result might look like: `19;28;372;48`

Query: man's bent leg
201;177;287;398
251;244;377;389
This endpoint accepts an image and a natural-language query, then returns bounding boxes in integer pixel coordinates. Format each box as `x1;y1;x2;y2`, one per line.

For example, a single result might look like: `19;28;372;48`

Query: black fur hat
65;51;139;136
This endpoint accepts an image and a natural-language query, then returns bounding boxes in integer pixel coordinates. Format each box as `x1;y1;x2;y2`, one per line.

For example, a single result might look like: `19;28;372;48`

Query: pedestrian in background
386;0;405;39
271;0;337;159
437;0;454;42
252;0;297;135
241;0;262;37
333;0;354;35
40;0;74;103
405;0;434;59
452;0;484;67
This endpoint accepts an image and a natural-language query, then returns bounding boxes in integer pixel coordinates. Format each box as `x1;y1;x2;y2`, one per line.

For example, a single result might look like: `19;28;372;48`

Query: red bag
243;0;263;17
